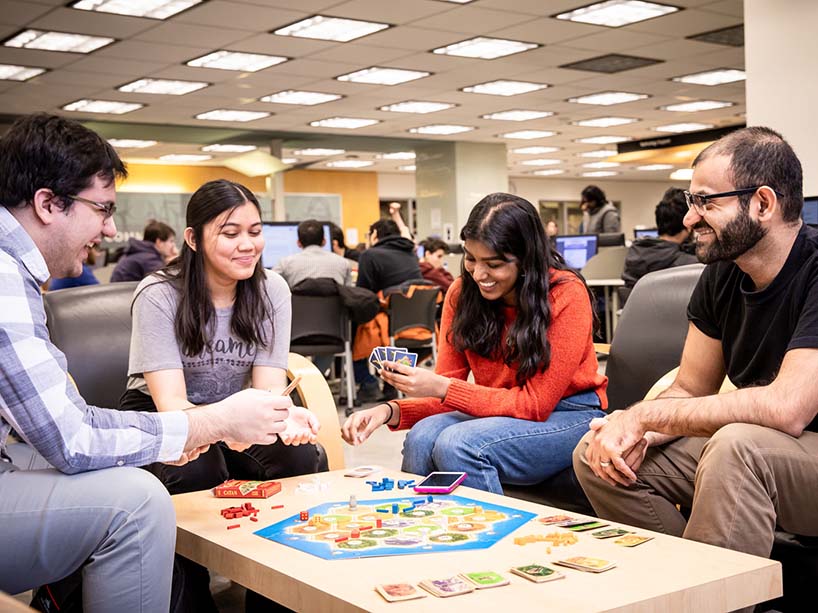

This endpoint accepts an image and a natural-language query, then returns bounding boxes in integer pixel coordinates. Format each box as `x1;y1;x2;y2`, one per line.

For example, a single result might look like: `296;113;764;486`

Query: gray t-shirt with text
127;271;291;405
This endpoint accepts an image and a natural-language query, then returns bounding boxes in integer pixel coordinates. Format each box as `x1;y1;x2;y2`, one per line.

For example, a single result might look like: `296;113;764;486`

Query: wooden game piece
227;524;240;530
349;495;357;510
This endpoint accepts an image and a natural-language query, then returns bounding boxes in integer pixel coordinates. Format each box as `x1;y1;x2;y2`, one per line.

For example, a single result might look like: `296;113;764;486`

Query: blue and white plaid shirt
0;207;187;473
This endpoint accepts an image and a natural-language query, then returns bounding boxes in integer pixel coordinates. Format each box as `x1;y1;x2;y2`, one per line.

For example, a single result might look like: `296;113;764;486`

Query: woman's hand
341;403;393;446
279;406;321;446
379;362;451;399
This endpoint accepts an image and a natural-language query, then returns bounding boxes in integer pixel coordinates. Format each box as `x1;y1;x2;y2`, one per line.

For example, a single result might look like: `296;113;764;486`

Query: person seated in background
580;185;620;234
353;219;423;402
621;187;698;300
573;126;818;567
329;221;361;262
343;193;607;494
275;218;353;288
0;113;294;612
120;179;321;609
419;237;455;293
110;218;178;282
48;247;100;290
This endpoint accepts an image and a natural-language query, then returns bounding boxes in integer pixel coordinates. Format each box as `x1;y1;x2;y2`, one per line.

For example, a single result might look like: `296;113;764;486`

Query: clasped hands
584;409;649;487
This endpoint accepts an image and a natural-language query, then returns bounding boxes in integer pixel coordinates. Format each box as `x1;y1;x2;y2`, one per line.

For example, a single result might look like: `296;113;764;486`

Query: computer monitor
634;228;659;240
803;196;818;226
597;232;626;247
555;234;599;270
260;222;331;269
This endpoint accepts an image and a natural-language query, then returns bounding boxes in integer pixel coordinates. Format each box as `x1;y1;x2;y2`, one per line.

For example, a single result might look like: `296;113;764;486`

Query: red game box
214;480;282;499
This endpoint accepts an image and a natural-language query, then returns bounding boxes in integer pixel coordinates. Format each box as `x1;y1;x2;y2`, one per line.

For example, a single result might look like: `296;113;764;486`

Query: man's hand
379;361;450;399
279;406;321;446
584;409;646;486
341;403;392;446
166;444;209;466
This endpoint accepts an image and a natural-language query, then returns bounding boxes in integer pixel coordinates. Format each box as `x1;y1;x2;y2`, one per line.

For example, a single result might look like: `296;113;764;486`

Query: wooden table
173;470;781;612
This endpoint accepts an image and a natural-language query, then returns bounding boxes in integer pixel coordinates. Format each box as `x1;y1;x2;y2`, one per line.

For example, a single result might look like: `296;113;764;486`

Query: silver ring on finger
599;461;611;467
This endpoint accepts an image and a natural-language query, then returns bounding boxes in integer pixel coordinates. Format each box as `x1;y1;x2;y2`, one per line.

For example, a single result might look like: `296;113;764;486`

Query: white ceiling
0;0;745;180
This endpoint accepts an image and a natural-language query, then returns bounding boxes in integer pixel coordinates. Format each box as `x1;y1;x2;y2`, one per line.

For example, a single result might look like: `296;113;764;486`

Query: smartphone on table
413;471;467;494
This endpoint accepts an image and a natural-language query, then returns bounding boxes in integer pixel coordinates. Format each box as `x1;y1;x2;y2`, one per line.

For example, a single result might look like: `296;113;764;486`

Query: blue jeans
401;391;604;495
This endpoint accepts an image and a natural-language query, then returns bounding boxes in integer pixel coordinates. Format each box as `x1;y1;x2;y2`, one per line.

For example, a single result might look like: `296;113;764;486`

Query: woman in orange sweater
341;193;607;494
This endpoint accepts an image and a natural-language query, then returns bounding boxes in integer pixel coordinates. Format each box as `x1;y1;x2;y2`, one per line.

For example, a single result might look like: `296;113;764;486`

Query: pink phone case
413;472;467;494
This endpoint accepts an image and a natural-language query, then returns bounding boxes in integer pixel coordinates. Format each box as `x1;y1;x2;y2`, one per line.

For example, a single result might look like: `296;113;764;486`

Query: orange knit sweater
394;271;608;430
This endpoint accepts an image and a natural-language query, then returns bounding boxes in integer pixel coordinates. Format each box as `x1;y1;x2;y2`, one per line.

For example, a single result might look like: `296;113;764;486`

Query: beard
694;205;767;264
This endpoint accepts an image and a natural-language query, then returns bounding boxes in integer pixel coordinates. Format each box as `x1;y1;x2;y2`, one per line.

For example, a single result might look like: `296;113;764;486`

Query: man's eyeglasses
69;194;117;219
683;186;782;215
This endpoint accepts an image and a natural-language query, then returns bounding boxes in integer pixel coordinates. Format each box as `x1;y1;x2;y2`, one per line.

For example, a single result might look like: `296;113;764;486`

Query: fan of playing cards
369;346;419;371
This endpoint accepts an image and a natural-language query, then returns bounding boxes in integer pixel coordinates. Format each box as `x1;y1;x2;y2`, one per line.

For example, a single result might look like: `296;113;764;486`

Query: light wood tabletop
173;469;781;612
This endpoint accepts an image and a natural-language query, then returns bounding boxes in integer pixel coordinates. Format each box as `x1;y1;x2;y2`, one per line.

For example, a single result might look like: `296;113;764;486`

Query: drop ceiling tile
320;0;453;25
0;1;55;26
134;23;253;47
0;47;79;69
31;7;156;38
566;30;670;53
95;40;210;64
304;42;413;65
491;18;608;45
629;8;738;36
67;56;168;78
359;25;467;50
175;1;307;30
700;0;744;17
409;6;534;34
225;32;334;56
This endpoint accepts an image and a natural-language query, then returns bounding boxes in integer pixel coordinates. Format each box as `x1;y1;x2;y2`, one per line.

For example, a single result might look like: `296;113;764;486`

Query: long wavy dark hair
450;193;593;387
140;179;273;357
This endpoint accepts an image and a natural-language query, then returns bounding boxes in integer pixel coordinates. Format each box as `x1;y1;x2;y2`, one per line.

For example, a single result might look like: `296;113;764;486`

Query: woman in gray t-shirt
120;180;322;607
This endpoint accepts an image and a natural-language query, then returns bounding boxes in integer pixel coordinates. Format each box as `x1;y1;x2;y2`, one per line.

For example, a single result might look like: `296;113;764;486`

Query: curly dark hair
449;193;594;387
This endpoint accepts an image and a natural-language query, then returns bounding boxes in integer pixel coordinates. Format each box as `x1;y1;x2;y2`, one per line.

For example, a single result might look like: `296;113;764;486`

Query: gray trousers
0;444;176;612
573;423;818;558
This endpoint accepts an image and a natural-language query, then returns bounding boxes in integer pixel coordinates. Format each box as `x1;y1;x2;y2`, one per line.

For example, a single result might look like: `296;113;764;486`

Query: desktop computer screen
634;228;659;240
555;234;599;270
261;222;331;268
803;197;818;226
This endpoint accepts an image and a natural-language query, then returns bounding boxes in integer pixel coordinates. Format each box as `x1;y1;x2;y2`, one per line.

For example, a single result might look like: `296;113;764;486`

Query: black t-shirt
687;224;818;432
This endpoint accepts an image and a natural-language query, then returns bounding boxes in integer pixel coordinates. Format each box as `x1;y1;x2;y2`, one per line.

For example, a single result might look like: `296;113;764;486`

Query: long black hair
450;192;592;387
144;179;273;357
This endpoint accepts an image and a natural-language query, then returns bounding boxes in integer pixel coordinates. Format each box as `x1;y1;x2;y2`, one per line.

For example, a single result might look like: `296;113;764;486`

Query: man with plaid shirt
0;114;293;611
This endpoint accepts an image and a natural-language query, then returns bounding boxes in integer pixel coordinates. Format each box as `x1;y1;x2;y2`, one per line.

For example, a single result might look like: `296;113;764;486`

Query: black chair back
387;287;440;337
605;264;704;410
43;282;138;409
289;294;349;356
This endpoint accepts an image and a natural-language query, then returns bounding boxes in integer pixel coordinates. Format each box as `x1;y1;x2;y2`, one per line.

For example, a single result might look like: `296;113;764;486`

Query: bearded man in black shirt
573;126;818;564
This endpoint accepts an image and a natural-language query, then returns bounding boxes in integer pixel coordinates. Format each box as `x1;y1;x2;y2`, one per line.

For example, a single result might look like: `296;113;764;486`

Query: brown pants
573;423;818;558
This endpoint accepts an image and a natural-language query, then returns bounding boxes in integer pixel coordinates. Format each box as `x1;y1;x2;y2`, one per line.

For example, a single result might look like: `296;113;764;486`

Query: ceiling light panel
201;144;257;153
273;16;389;42
325;160;374;168
555;1;681;27
4;30;114;53
670;168;694;180
654;122;713;133
62;99;143;114
637;164;674;170
108;139;156;148
512;146;560;154
578;149;616;158
660;100;733;112
462;80;548;96
583;161;620;168
521;158;561;166
482;110;554;121
672;69;745;86
574;135;631;144
432;37;538;60
118;78;208;95
398;164;416;171
560;53;662;74
195;109;270;122
159;154;212;162
71;0;202;19
583;170;619;177
293;148;345;156
337;67;430;85
532;169;565;176
501;130;557;139
379;101;454;113
379;152;416;160
310;117;380;129
574;116;637;127
187;51;287;72
568;91;648;105
0;64;45;81
260;90;341;105
409;124;474;135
